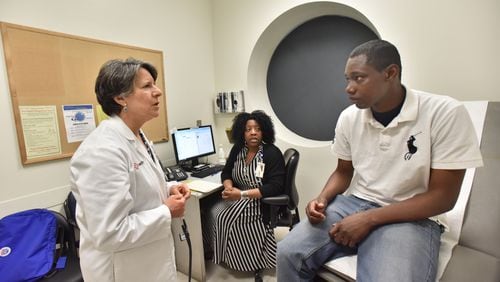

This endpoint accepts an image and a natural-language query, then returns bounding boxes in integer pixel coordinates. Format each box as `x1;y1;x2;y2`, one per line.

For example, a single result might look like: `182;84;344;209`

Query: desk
172;173;223;282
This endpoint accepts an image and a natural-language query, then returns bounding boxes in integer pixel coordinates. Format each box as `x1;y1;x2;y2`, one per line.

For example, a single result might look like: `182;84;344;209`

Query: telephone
165;165;188;181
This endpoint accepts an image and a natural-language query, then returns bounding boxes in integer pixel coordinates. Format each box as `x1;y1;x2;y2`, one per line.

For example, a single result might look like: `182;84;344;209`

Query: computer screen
171;125;216;168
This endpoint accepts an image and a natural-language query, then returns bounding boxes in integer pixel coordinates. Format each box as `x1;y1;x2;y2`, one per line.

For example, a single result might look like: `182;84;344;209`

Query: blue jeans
277;195;441;282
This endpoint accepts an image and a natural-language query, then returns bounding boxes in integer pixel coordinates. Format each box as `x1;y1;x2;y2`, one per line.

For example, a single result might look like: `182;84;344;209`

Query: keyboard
190;164;224;178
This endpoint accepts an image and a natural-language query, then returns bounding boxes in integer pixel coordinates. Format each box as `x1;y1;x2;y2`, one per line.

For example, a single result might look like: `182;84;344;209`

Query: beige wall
1;0;498;218
211;0;500;216
0;0;216;216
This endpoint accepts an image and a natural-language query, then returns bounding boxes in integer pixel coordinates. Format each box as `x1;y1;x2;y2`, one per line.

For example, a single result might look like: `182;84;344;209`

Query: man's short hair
350;39;402;80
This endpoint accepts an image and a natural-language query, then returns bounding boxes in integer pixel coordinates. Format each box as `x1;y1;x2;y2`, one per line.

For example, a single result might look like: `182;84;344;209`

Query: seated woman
204;110;285;281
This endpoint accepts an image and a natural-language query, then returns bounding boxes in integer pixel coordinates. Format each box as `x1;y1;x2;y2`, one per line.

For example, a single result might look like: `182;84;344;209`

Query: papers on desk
185;179;221;193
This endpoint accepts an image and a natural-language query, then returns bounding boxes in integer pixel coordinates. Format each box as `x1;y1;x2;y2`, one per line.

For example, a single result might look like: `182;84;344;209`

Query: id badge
255;162;265;178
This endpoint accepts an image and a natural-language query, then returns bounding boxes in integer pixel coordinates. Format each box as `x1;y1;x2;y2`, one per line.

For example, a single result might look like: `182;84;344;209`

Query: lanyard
139;131;171;183
139;131;155;162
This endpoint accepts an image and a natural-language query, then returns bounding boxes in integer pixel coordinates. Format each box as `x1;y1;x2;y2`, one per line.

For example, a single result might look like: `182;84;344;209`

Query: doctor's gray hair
95;58;158;116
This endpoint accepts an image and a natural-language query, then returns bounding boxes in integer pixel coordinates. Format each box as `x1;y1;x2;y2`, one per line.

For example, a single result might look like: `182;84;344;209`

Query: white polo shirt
332;88;483;207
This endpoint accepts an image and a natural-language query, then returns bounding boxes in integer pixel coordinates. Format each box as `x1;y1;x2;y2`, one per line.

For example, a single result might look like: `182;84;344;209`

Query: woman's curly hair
231;110;275;146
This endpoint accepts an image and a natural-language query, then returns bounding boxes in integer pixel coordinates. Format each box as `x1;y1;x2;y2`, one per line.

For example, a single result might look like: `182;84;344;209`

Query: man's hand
164;194;186;218
170;183;191;199
329;211;374;248
306;199;327;224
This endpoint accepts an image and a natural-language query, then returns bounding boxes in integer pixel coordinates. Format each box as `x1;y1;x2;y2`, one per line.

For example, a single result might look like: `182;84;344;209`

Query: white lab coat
70;116;177;282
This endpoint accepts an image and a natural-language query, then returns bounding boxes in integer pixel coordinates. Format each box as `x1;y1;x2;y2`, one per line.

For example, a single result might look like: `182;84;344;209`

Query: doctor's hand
164;194;186;218
221;187;241;201
306;198;327;224
170;183;191;199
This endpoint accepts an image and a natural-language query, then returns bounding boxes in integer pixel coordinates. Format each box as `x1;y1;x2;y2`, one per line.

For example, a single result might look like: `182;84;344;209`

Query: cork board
1;22;169;165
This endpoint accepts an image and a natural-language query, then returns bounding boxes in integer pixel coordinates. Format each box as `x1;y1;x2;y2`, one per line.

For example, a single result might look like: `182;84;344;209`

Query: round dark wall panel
267;15;378;141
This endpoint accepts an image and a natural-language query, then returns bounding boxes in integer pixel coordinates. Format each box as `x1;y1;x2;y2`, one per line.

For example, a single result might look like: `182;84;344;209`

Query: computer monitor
171;125;216;170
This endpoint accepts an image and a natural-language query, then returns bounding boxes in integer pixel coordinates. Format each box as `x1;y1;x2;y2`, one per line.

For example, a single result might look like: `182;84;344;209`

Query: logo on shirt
132;161;144;170
404;132;422;160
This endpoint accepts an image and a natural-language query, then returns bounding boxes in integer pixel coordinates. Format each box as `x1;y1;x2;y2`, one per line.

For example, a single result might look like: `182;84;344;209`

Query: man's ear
385;64;399;80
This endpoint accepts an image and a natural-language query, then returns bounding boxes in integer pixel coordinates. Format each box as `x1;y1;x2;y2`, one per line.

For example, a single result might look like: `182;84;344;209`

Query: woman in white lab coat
70;58;190;282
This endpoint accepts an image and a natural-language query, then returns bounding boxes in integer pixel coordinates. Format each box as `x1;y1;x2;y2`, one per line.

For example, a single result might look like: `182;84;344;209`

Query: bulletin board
0;22;169;165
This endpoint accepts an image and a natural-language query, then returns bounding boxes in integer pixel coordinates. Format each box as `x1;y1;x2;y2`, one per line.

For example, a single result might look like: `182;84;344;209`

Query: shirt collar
362;86;419;127
107;115;136;141
398;88;419;123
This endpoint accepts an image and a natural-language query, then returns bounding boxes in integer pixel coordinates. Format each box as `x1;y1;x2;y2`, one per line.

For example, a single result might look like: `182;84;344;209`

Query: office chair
261;148;300;229
63;192;80;252
41;211;83;282
63;192;77;229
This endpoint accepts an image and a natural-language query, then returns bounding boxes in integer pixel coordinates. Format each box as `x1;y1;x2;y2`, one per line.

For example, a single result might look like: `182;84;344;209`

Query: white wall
0;0;216;217
1;0;499;219
211;0;500;216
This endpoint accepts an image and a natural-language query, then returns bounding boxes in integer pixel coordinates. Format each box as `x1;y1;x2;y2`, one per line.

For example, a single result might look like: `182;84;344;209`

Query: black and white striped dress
208;145;277;271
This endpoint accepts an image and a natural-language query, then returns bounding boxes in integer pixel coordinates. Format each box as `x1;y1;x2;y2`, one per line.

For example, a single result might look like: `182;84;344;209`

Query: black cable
147;137;192;280
154;151;192;280
181;219;192;282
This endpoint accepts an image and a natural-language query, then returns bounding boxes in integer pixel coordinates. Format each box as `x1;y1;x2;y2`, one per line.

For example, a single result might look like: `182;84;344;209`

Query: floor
176;227;289;282
177;261;278;282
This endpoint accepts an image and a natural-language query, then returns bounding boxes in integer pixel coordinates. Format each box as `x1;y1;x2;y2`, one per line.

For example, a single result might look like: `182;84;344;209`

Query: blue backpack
0;209;58;282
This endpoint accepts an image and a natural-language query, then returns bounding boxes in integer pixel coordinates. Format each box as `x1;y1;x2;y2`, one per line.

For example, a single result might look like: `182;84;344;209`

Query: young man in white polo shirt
277;39;483;281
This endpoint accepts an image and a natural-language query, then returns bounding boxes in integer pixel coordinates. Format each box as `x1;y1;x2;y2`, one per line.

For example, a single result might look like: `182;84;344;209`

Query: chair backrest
283;148;300;211
63;192;80;256
459;102;500;259
49;212;76;261
42;211;83;281
63;192;78;228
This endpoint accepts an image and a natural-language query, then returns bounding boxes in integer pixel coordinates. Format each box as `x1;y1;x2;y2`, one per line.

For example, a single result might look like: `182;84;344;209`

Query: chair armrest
261;195;289;206
261;194;289;229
